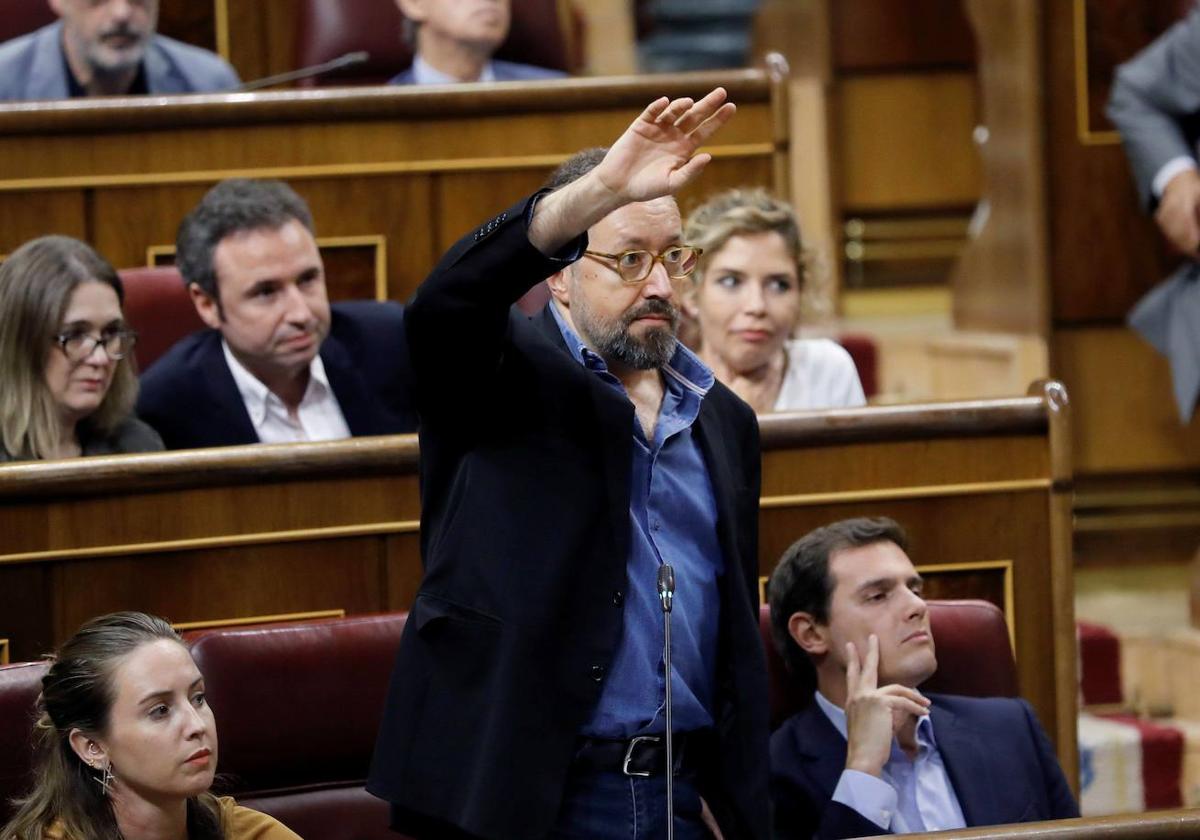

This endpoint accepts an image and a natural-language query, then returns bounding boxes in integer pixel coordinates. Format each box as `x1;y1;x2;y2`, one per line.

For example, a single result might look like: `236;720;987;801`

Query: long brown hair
0;236;139;459
0;613;225;840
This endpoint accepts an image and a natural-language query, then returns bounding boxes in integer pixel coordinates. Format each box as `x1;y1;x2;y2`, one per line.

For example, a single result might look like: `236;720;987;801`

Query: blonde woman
683;189;865;413
0;236;162;461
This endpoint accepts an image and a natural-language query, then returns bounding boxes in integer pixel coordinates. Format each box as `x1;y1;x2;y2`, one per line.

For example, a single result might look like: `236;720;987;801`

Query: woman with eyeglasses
683;189;865;413
1;611;302;840
0;235;163;461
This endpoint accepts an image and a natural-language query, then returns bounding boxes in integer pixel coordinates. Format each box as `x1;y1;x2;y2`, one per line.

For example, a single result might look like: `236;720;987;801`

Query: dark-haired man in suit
767;517;1078;839
137;179;416;449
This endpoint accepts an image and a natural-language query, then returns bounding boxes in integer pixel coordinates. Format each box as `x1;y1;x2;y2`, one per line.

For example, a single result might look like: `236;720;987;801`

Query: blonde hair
684;188;830;321
0;236;139;460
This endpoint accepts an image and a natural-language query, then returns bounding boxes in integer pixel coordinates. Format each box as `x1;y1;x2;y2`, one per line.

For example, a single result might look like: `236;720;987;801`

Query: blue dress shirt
549;303;724;738
815;691;968;833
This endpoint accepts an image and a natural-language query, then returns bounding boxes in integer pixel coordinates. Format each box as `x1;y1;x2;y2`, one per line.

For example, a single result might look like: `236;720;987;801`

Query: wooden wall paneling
0;192;87;256
157;0;218;54
383;533;425;612
953;0;1049;335
830;0;976;72
224;0;298;83
49;539;389;646
90;185;212;270
1044;0;1178;323
0;565;53;663
434;170;550;255
837;73;982;212
1052;326;1200;473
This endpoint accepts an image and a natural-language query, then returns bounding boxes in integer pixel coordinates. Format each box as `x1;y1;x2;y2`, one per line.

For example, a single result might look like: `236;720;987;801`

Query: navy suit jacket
0;21;239;101
137;301;417;449
389;58;566;84
770;694;1079;839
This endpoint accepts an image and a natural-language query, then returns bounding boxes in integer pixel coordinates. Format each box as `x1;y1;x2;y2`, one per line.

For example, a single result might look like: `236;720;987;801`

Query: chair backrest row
0;600;1013;835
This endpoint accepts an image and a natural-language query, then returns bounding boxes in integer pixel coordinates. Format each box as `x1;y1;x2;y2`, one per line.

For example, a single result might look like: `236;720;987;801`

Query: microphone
657;563;675;613
236;51;370;93
658;563;676;840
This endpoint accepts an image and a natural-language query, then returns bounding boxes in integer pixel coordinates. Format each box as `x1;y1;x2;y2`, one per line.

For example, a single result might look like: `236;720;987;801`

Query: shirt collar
221;339;331;425
814;690;938;752
547;299;714;395
411;54;496;84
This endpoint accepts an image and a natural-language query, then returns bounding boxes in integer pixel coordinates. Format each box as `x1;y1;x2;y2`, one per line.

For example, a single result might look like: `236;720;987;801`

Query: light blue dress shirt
815;691;968;833
410;55;497;84
548;303;725;738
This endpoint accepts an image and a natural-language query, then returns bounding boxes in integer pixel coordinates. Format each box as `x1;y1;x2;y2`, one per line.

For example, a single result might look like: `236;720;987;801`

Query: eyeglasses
54;328;137;362
582;246;703;285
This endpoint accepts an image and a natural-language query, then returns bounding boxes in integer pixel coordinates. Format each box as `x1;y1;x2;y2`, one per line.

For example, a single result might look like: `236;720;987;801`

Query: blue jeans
547;768;712;840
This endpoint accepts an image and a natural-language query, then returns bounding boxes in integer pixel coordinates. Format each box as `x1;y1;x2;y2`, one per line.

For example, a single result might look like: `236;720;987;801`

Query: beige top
42;798;302;840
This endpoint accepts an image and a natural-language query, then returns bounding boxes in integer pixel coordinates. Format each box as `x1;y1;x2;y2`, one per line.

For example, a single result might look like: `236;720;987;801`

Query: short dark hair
767;517;909;676
543;147;608;191
175;179;315;300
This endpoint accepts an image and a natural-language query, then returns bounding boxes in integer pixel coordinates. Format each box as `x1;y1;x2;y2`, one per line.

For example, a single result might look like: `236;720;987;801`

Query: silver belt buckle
622;735;661;777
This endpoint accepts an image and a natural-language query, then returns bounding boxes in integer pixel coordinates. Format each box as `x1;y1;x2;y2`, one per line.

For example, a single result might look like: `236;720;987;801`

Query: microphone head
657;564;675;595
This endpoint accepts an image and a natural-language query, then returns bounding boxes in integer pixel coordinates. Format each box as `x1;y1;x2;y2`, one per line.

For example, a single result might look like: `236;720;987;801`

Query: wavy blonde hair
0;236;138;460
684;188;829;320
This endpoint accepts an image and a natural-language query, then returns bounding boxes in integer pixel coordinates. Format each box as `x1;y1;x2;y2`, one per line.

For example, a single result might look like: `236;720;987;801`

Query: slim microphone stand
657;564;676;840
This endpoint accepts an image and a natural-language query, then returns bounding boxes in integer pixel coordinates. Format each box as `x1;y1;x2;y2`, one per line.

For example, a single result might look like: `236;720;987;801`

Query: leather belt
572;733;698;777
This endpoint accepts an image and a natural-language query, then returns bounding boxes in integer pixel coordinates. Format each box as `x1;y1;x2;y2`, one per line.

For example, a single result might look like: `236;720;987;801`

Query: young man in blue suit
137;179;417;449
0;0;238;101
390;0;565;85
767;517;1078;839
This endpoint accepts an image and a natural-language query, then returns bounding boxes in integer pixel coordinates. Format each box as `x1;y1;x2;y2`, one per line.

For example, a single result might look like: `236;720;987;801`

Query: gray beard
574;297;679;370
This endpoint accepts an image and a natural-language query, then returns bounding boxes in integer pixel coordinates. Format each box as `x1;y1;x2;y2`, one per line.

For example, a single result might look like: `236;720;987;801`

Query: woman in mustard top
1;612;300;840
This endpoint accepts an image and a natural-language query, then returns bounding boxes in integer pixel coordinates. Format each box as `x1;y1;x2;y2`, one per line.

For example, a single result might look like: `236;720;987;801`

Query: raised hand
1156;168;1200;254
592;88;737;205
843;635;931;777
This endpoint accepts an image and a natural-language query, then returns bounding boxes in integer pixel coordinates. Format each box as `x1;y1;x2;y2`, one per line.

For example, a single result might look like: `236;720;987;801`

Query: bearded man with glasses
369;89;769;840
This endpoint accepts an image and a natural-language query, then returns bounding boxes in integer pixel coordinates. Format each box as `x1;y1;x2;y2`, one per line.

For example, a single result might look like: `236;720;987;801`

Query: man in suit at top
0;0;238;101
767;517;1078;839
367;89;769;839
137;179;417;450
389;0;565;85
1108;4;1200;421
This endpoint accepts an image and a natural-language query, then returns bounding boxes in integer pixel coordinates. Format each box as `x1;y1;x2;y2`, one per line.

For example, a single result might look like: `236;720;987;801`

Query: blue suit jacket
136;301;417;450
389;58;566;85
770;694;1079;839
0;21;239;101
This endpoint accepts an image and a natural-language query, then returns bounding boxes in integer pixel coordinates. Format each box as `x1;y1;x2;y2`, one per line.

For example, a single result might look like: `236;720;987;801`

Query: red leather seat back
294;0;580;87
241;786;399;840
0;662;50;826
0;0;55;44
187;613;407;795
759;599;1018;729
836;332;878;399
118;267;207;372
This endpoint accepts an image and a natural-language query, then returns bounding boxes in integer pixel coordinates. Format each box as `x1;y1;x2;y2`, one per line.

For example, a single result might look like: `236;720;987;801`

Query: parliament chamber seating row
0;601;1014;838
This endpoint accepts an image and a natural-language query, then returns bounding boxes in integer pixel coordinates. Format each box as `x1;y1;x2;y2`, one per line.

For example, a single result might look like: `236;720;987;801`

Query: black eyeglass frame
53;328;138;362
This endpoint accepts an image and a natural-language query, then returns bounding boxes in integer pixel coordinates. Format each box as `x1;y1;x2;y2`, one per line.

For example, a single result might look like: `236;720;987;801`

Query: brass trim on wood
213;0;231;63
0;144;776;193
1073;0;1120;146
1074;510;1200;532
759;479;1051;509
0;520;421;566
147;236;389;301
916;559;1016;653
174;608;345;632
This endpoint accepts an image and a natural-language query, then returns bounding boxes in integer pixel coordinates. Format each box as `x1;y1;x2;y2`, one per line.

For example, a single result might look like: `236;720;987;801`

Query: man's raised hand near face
843;634;931;778
529;87;737;255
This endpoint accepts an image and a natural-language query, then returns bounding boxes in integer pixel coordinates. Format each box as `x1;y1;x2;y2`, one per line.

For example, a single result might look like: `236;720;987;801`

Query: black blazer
136;300;418;449
366;195;770;840
769;694;1080;839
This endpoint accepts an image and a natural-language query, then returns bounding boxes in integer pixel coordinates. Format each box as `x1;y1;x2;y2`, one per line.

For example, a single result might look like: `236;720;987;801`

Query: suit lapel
532;306;632;550
202;335;259;445
29;24;70;100
931;700;1003;827
320;336;375;436
795;703;851;798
